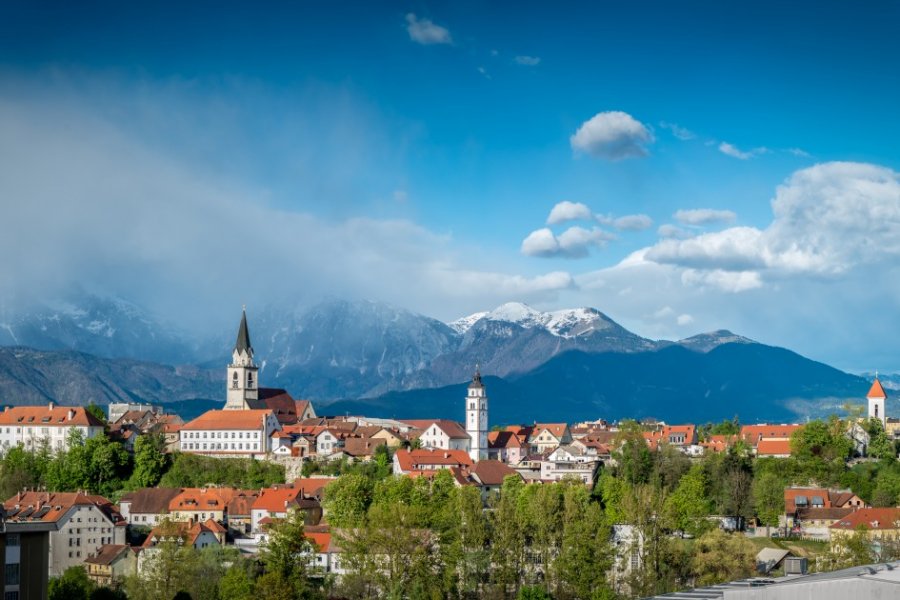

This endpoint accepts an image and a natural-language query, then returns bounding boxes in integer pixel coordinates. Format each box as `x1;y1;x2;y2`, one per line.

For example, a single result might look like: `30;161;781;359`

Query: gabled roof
739;424;802;446
470;460;519;486
488;431;526;449
120;488;182;515
182;409;274;431
84;544;132;566
531;423;569;441
168;488;239;512
247;389;298;424
306;531;332;552
0;405;105;428
400;419;469;439
868;378;887;399
3;491;123;526
831;508;900;531
342;437;387;457
292;478;334;500
142;521;220;548
394;448;473;472
756;439;792;456
251;487;301;513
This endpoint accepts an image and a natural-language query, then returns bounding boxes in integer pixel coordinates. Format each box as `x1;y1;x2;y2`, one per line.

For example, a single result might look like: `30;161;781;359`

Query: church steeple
466;364;488;462
234;307;253;357
225;307;259;410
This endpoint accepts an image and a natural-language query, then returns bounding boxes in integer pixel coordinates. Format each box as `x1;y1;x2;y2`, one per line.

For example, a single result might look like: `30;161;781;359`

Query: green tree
490;475;526;596
553;483;614;600
217;565;255;600
86;402;108;426
518;585;552;600
260;507;313;587
691;529;756;586
131;433;169;488
322;472;373;527
49;566;94;600
752;471;785;532
665;464;712;536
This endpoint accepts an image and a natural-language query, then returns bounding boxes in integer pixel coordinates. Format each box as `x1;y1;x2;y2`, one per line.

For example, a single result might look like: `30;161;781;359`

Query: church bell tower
224;307;259;410
466;366;488;462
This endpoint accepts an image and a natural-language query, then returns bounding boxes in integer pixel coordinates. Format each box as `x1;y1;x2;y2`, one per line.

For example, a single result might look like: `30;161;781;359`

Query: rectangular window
6;533;19;547
5;563;20;586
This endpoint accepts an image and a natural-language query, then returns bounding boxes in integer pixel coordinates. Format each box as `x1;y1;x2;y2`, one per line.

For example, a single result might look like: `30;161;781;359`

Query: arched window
247;372;254;387
232;372;238;389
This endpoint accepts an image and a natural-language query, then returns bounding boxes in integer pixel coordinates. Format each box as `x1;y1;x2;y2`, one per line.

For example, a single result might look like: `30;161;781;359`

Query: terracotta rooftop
252;487;301;513
868;378;887;399
470;460;519;486
831;507;900;531
739;424;802;446
0;404;104;428
401;419;470;439
394;448;473;472
182;409;274;431
488;431;526;449
3;491;123;526
120;488;183;515
531;423;569;440
342;437;387;457
756;439;793;456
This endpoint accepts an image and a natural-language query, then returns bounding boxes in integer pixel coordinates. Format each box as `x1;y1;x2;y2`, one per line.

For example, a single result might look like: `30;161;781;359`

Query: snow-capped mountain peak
449;303;615;338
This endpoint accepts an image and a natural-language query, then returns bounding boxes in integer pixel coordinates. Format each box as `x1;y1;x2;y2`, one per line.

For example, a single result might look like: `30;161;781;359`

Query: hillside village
3;310;900;600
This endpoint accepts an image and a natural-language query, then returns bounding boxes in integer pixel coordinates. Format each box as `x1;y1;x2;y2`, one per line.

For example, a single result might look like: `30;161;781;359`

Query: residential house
179;409;281;457
2;491;126;577
757;439;793;458
488;430;528;465
295;400;317;422
540;444;601;484
529;423;572;453
138;521;221;572
782;487;867;539
225;492;257;534
830;507;900;543
83;544;136;587
316;429;347;457
0;404;105;453
342;437;387;461
250;488;322;532
740;424;802;454
168;488;239;523
468;460;520;497
119;488;182;527
403;420;471;452
392;448;474;475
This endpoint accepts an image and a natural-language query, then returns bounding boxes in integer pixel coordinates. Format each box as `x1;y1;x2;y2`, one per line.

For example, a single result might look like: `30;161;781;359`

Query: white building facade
179;409;280;457
224;309;259;411
0;404;105;453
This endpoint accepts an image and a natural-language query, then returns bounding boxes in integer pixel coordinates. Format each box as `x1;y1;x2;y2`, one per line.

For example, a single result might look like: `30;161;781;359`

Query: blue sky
2;1;900;370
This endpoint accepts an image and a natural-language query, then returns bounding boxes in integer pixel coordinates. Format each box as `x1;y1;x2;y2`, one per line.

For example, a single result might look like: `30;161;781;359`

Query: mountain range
0;292;879;424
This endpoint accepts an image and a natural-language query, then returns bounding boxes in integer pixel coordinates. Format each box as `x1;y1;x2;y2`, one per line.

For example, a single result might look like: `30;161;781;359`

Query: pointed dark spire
234;307;253;355
469;364;483;388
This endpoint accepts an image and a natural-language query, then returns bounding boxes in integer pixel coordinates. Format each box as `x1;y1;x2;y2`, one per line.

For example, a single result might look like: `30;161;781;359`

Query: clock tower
466;367;488;462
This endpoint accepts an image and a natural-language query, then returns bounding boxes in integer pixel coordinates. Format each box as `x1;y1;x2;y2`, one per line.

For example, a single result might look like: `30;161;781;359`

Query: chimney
48;401;54;410
68;409;75;421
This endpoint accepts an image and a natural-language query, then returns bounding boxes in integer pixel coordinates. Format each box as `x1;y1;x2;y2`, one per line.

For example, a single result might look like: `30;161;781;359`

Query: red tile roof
251;487;300;513
293;478;335;499
182;409;274;431
305;531;332;552
470;460;519;486
488;431;526;449
784;488;832;512
0;405;104;428
394;448;473;472
3;491;123;525
401;419;469;439
868;379;887;399
532;423;569;440
831;508;900;531
120;488;183;515
757;438;793;456
168;488;238;512
739;424;802;446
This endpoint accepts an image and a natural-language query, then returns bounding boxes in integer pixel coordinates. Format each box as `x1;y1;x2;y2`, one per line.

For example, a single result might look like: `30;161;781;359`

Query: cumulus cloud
405;13;452;45
646;162;900;281
547;201;592;225
657;224;694;239
521;226;614;258
718;141;768;160
659;121;695;140
674;208;737;225
570;111;655;160
676;314;694;326
514;55;541;66
611;214;653;231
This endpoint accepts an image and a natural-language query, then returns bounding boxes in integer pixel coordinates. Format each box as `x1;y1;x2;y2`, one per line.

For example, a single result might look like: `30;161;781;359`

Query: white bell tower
224;307;259;411
466;366;488;462
867;375;887;427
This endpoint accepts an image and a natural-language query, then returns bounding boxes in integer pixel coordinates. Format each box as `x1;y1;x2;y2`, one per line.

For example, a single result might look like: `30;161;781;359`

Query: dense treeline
0;432;284;501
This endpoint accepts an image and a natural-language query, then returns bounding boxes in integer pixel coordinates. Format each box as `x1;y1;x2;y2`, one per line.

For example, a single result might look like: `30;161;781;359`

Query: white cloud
659;121;695;140
680;269;763;293
477;66;491;79
547;200;592;225
570;111;655;160
612;214;653;231
788;147;811;157
674;208;737;225
676;314;694;326
514;55;541;66
657;224;694;239
521;226;614;258
647;162;900;281
405;13;452;45
718;141;768;160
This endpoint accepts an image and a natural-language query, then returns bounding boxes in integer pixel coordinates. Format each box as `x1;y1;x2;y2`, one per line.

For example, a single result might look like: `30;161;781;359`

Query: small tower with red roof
867;375;887;426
